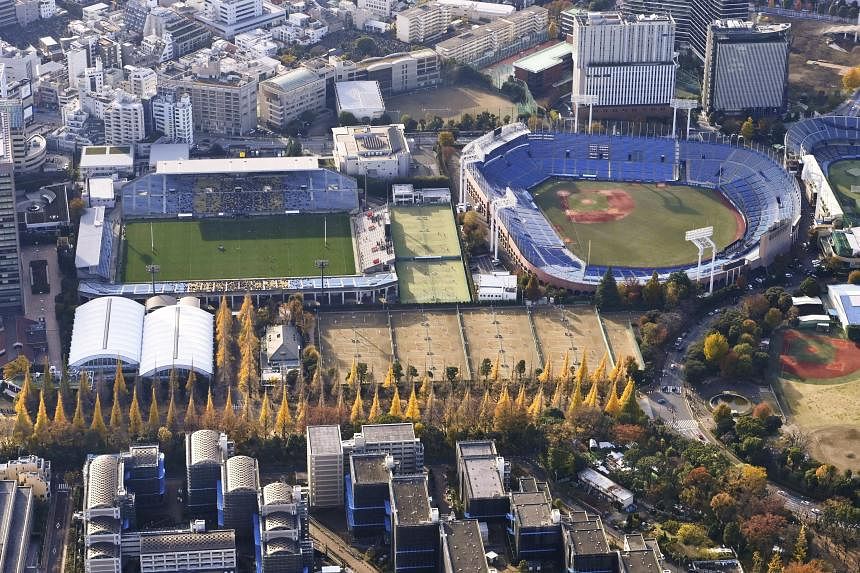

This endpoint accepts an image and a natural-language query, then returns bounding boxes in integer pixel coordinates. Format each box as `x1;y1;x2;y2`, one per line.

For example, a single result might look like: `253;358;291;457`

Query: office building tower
0;114;20;310
104;92;146;145
219;455;260;537
346;453;392;537
257;482;313;573
349;423;424;474
152;92;194;144
702;20;791;114
258;68;326;130
306;425;344;508
120;445;165;506
570;12;676;108
619;0;691;48
456;441;509;521
689;0;748;60
388;474;439;573
508;478;562;566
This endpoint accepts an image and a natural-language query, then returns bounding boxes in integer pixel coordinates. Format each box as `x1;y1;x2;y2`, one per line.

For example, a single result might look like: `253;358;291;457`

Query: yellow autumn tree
419;374;430;396
566;376;583;419
258;392;272;435
90;394;107;438
574;355;588;391
404;385;420;421
537;358;552;384
490;354;501;383
185;369;197;394
424;383;436;423
382;363;394;388
350;389;365;423
346;358;359;390
222;387;236;430
128;386;144;437
52;393;69;436
368;386;381;420
185;387;198;429
514;383;527;411
591;353;607;387
202;387;217;428
113;360;128;400
166;389;177;430
583;378;599;408
295;397;307;432
274;385;293;437
12;386;34;442
528;385;545;420
493;384;516;432
604;378;621;416
110;386;124;430
72;390;86;430
560;351;571;390
147;386;160;434
478;388;493;429
32;394;50;444
550;379;565;409
389;385;403;417
619;377;635;405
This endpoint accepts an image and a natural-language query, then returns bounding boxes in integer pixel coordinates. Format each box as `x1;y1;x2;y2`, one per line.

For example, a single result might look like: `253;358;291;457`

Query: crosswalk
668;419;699;434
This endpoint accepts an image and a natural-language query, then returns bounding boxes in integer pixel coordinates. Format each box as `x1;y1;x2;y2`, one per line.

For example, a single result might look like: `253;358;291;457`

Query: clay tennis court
461;307;539;380
601;312;644;368
390;309;468;379
531;306;609;372
318;311;392;384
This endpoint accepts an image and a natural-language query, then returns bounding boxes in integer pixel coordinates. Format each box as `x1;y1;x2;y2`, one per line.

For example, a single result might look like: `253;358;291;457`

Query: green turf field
531;179;744;268
826;159;860;225
396;260;471;304
390;205;462;259
122;215;355;282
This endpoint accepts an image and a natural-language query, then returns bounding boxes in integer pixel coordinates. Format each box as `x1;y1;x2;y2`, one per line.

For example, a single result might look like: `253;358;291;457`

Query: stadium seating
785;116;860;159
468;130;802;286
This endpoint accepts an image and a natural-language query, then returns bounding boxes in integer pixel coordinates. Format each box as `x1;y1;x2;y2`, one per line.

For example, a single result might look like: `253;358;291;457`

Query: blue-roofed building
826;284;860;332
346;453;392;538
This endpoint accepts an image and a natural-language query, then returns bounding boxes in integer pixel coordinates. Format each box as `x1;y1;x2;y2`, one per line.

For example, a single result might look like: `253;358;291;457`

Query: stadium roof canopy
69;296;145;369
139;303;214;378
155;156;319;175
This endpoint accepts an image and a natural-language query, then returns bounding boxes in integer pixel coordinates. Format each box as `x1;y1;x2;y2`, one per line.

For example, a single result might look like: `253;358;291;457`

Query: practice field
386;85;519;123
461;307;539;380
122;215;355;282
391;205;471;304
826;159;860;225
319;311;392;382
531;306;608;370
776;330;860;471
390;310;468;377
530;179;745;268
601;313;644;369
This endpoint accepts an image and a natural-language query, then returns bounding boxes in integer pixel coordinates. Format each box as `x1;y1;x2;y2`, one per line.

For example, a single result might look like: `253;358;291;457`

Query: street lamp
145;264;160;293
314;259;329;306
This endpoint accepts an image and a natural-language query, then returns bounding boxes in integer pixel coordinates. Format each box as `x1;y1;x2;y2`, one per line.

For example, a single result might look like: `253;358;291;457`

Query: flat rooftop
513;41;573;74
442;520;489;573
511;491;555;528
335;81;385;111
155;156;320;174
308;425;343;455
352;454;390;485
621;548;661;573
457;441;496;459
464;458;504;500
391;476;431;526
79;146;134;168
564;514;610;556
360;423;415;443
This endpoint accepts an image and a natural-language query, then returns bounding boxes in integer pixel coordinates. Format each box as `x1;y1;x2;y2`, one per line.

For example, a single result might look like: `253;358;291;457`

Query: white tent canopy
138;304;214;378
69;297;145;369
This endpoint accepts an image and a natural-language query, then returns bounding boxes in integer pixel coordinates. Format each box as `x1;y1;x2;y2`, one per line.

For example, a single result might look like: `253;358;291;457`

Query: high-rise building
396;3;448;44
702;20;791;114
570;12;676;109
219;455;259;537
152;92;194;144
348;423;424;473
689;0;748;61
306;425;344;508
186;430;232;513
197;0;285;39
258;68;326;130
257;482;314;573
104;92;146;145
0;113;21;310
618;0;690;48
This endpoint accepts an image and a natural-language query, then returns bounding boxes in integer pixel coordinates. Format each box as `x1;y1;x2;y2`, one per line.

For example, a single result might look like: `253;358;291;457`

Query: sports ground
530;179;745;268
390;205;471;304
826;159;860;225
776;330;860;471
122;215;355;282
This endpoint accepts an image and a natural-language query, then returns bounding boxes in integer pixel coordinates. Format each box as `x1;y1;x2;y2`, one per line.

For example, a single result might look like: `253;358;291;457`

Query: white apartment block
396;3;448;44
307;426;344;508
570;12;676;107
258;68;326;128
152;92;194;145
126;66;158;99
39;0;55;18
357;0;396;20
104;92;146;145
204;0;261;25
197;0;285;39
435;6;549;68
234;28;278;57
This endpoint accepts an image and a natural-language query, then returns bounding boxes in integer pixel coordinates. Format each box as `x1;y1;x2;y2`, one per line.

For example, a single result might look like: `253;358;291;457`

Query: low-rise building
349;423;424;474
578;468;634;511
346;453;392;537
392;184;451;206
139;524;237;573
508;477;562;565
0;479;35;573
234;27;278;58
826;283;860;333
331;124;410;180
388;474;439;573
513;41;574;98
335;81;385;121
474;272;518;302
0;455;50;500
456;441;509;520
440;520;490;573
78;145;135;179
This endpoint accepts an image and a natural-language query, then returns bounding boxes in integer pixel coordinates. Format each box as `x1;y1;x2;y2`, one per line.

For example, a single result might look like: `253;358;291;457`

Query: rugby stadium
461;123;803;291
786;116;860;268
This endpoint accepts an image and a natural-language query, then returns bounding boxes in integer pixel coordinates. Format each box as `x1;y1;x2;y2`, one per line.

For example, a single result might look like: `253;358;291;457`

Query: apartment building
0;113;21;310
702;20;791;114
306;425;344;508
396;3;448;44
152;92;194;144
104;92;146;145
357;0;397;20
435;6;549;68
196;0;286;39
142;7;213;60
126;66;158;99
258;68;326;129
569;12;676;108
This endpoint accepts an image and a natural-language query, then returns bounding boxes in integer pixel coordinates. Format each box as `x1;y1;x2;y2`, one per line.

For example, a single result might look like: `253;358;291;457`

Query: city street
43;489;70;573
309;517;379;573
19;243;63;370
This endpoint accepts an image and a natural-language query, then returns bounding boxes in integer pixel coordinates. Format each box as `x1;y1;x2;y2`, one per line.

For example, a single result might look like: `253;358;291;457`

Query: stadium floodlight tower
670;99;698;139
685;226;717;295
571;94;598;134
490;188;518;264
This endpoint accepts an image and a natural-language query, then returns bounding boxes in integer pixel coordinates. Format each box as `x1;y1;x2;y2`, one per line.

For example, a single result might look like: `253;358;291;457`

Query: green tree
798;277;820;297
524;274;541;301
642;271;663;308
437;131;456;147
793;524;809;564
480;358;492;381
595;268;621;309
763;308;783;331
741;117;755;141
338;111;358;126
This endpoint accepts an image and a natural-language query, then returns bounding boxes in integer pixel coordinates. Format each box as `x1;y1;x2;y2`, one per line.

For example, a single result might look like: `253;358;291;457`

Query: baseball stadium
461;123;803;290
786;116;860;266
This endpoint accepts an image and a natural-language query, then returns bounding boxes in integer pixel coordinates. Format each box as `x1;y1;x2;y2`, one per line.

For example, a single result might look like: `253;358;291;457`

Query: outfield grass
827;159;860;225
531;179;744;268
122;215;355;282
